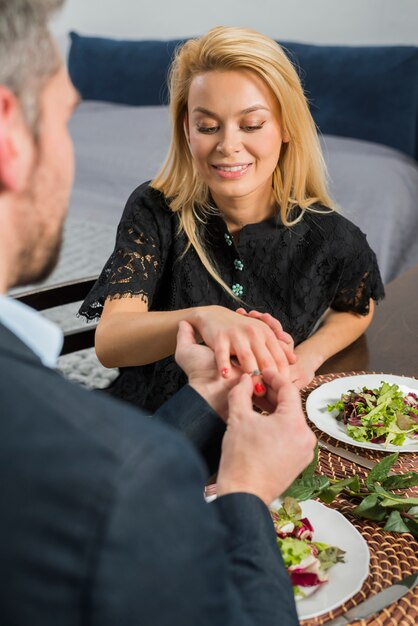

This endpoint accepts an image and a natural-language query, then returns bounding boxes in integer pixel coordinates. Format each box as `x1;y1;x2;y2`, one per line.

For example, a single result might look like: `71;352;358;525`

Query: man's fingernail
255;383;266;394
221;368;229;378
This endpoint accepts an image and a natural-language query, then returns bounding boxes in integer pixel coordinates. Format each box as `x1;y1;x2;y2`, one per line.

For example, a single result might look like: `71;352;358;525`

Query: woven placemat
300;372;418;626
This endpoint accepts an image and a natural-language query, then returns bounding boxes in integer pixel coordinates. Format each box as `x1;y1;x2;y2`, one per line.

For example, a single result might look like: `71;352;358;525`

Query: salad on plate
327;381;418;447
270;497;345;598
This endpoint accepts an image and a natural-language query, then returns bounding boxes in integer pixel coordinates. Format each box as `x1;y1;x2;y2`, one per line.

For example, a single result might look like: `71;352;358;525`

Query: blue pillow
68;32;418;159
68;32;183;106
281;41;418;160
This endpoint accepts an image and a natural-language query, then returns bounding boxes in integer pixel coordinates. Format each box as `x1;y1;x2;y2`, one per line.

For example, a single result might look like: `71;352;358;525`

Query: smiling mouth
213;164;251;172
211;163;252;178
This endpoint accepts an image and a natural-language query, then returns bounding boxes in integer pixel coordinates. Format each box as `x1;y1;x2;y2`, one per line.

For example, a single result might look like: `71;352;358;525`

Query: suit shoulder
0;350;195;474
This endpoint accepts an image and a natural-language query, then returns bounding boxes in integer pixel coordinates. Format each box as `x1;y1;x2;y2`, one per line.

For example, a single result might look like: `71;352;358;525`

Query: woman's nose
216;128;242;155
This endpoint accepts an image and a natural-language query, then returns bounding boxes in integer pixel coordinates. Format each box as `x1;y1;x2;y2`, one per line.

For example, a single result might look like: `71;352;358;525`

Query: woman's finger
250;312;296;364
214;339;233;378
252;376;267;397
257;312;293;345
233;342;261;376
228;338;267;395
247;311;293;344
265;338;291;374
276;339;297;365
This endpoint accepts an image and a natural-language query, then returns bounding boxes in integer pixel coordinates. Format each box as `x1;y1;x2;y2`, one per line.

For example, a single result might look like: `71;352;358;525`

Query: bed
42;34;418;386
61;33;418;284
66;100;418;286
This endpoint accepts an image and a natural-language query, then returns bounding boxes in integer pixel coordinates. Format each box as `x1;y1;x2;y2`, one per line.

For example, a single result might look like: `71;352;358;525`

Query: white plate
270;499;369;620
306;374;418;452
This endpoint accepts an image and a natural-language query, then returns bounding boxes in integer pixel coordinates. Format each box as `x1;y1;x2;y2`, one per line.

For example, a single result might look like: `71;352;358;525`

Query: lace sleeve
331;223;385;315
79;185;171;321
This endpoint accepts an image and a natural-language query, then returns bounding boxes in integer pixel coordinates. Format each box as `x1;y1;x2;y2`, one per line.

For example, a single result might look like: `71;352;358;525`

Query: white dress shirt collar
0;295;63;368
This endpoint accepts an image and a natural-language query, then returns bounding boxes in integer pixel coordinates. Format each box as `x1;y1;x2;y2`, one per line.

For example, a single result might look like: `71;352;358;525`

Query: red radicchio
290;571;326;587
294;517;314;541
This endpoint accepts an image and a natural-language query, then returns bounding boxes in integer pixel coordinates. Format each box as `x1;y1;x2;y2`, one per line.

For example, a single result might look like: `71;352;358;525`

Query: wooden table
318;264;418;378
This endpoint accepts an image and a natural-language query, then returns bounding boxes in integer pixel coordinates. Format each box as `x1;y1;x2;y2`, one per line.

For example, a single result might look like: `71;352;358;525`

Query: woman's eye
197;126;219;134
241;124;264;132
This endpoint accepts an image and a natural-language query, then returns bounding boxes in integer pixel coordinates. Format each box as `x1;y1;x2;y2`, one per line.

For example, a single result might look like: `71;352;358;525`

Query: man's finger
263;367;305;419
261;367;289;397
228;374;255;416
176;320;197;348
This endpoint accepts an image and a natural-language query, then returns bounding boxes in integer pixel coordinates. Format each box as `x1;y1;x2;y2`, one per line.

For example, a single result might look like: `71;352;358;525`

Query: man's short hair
0;0;64;131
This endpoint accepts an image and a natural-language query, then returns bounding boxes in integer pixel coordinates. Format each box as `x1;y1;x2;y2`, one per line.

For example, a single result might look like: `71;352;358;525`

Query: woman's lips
211;163;252;179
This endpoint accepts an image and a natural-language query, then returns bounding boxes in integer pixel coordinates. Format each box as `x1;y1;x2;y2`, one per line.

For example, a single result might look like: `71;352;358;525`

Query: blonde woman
80;26;384;413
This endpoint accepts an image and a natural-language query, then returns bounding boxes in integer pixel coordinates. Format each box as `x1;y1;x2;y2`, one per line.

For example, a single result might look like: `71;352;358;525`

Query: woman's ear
282;129;290;143
0;86;34;192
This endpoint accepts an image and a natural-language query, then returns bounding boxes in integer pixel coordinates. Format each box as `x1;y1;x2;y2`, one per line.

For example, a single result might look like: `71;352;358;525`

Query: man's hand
216;369;316;506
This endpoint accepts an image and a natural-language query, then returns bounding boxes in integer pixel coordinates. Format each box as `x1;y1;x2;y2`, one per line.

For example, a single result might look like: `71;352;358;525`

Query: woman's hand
175;321;264;419
286;305;376;389
288;352;319;389
236;308;296;364
190;305;291;389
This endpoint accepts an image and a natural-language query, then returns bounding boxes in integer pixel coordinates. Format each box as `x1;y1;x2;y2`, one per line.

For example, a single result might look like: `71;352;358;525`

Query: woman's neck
212;188;276;233
211;187;276;234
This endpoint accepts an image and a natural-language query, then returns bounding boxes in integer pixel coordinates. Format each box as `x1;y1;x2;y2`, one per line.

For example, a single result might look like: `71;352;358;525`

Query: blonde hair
152;26;336;298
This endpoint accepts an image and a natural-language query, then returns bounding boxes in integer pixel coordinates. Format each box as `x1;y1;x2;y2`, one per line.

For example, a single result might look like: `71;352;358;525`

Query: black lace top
79;182;385;411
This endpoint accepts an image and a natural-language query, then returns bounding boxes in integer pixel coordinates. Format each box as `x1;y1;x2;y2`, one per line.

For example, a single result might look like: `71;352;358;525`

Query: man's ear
0;86;34;191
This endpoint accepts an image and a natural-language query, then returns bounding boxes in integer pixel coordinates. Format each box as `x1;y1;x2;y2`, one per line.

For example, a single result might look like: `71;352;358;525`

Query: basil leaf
405;517;418;538
365;453;399;488
283;475;330;501
379;499;412;511
407;506;418;516
353;493;387;521
380;496;418;508
382;473;418;490
319;477;361;504
384;511;411;534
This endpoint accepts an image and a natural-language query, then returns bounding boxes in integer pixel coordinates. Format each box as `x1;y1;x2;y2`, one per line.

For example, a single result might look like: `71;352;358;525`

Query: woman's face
186;69;288;210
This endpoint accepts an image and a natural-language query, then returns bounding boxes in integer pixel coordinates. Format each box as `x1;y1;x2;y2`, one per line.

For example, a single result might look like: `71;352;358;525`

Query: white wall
51;0;418;52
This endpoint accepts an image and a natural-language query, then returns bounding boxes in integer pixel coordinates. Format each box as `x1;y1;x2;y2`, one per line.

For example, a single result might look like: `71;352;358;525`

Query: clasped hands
175;317;316;505
188;304;316;394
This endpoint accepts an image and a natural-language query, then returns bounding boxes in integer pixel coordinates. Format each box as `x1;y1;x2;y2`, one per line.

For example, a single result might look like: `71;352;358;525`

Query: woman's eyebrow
191;104;269;115
240;105;269;114
191;107;217;115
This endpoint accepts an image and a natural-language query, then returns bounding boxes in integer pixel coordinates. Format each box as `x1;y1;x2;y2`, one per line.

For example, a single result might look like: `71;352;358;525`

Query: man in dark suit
0;1;316;624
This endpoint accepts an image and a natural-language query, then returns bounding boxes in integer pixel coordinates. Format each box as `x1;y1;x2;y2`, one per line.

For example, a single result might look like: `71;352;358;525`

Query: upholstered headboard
68;32;418;160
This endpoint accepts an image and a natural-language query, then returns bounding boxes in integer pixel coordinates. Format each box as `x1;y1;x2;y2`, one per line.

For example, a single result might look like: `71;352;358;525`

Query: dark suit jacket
0;322;299;625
